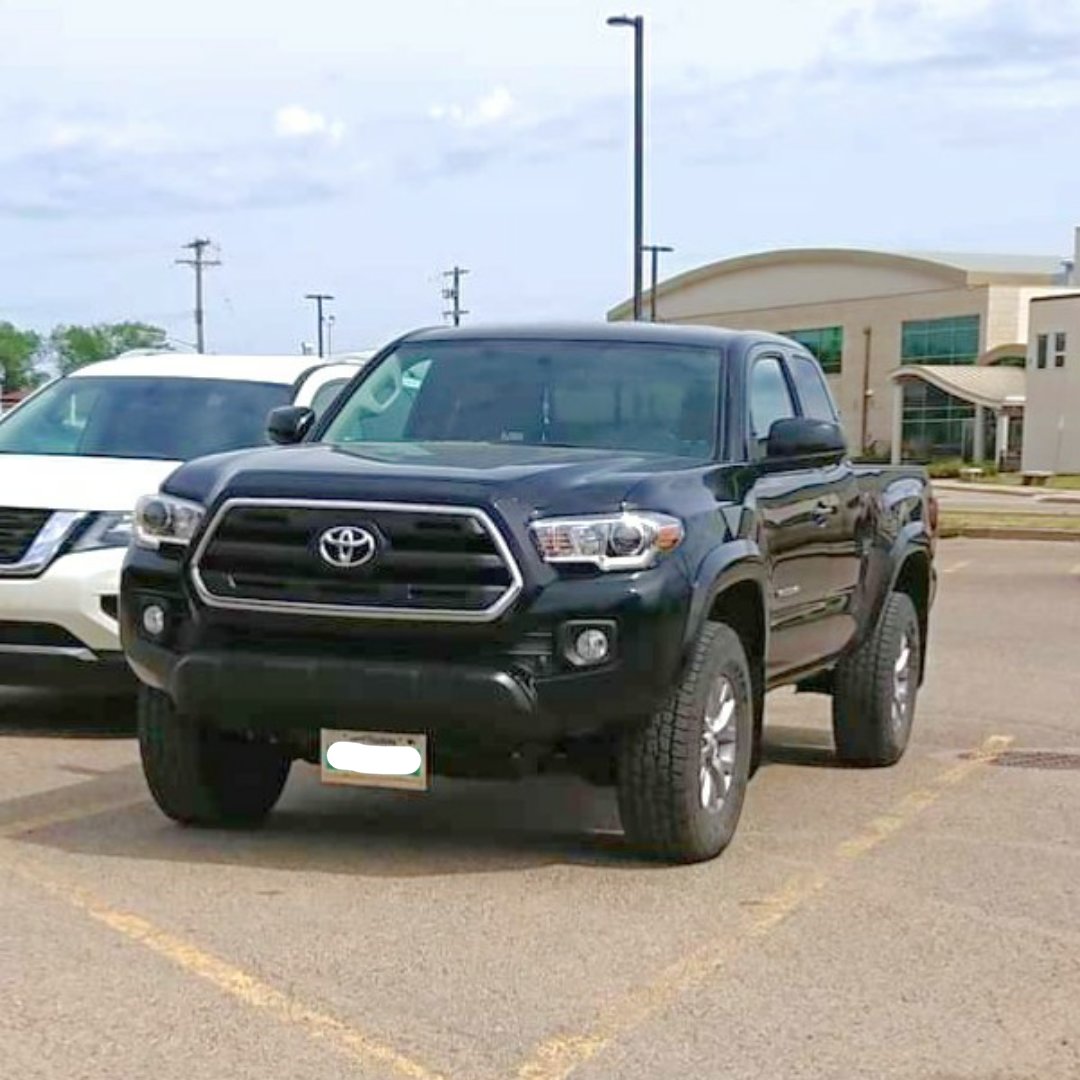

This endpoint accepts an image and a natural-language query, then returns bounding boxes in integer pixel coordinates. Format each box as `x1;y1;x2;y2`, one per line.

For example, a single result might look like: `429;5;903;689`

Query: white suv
0;351;365;694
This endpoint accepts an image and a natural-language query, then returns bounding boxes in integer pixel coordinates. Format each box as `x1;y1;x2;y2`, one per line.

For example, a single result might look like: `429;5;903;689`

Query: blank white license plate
319;729;429;791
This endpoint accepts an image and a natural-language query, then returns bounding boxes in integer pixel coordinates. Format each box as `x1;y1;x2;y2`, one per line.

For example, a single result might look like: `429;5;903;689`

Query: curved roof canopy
608;246;1067;321
889;364;1026;409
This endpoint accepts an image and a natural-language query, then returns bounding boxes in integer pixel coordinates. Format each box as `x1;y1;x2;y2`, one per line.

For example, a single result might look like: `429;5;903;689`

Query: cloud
428;86;515;128
0;106;367;219
273;104;346;144
45;119;168;152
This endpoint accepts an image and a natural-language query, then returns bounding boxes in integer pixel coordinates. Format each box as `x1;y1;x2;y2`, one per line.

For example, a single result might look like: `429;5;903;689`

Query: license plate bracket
319;729;429;791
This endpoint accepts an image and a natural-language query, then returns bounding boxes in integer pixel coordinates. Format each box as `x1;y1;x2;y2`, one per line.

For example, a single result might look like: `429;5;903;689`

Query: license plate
319;729;429;791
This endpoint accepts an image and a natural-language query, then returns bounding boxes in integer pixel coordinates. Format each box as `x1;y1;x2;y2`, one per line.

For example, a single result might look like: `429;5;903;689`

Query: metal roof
900;251;1067;277
404;321;753;347
890;364;1027;408
67;353;354;384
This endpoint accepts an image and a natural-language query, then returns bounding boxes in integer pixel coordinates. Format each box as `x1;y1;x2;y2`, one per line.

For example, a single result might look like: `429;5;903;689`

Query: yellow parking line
5;858;447;1080
514;733;1013;1080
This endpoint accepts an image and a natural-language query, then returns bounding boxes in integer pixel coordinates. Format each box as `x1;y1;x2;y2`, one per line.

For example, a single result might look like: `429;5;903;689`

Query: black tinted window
0;377;291;460
749;356;795;443
322;341;721;458
788;354;838;422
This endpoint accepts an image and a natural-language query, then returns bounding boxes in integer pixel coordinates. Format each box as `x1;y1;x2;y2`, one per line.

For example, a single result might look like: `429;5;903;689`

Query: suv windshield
320;340;721;458
0;376;292;461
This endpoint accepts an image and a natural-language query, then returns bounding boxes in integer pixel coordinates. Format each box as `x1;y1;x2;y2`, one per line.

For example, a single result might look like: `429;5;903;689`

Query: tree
0;322;43;392
49;322;169;375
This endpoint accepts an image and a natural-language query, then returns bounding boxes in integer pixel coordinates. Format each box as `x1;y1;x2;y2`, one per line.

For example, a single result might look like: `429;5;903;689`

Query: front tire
832;591;921;766
617;623;754;863
138;687;291;826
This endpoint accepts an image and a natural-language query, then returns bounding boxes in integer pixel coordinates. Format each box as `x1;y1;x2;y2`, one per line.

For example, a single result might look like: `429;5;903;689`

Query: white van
0;351;364;694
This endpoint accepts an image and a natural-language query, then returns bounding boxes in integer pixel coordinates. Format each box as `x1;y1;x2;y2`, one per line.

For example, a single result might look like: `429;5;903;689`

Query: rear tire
831;592;921;766
138;686;291;826
617;623;754;863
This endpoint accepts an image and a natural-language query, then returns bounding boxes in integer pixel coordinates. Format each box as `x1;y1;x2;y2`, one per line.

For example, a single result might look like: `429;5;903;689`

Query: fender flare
681;539;769;656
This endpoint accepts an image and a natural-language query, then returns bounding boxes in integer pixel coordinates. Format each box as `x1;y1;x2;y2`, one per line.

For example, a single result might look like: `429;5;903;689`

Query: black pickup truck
121;323;937;863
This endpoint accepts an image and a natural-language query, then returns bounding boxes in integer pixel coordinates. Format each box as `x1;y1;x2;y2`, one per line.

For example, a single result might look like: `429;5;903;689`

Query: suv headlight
529;511;684;571
134;494;205;550
68;511;134;553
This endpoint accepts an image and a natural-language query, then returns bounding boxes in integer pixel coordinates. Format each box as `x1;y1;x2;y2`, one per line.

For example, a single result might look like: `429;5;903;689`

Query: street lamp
642;244;673;322
304;293;334;358
607;14;644;321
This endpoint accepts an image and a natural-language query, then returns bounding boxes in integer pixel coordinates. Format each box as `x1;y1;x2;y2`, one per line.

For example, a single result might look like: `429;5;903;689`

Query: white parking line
940;560;971;575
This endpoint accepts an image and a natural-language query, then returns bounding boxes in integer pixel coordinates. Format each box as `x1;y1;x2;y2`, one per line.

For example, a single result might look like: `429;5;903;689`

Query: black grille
0;508;51;565
0;621;84;648
195;503;519;617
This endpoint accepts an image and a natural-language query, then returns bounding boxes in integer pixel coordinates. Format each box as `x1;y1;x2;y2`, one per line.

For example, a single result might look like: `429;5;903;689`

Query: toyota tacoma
120;323;937;863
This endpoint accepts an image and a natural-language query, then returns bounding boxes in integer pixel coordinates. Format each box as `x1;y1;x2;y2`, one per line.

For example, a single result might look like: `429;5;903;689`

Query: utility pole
175;238;220;353
441;266;469;326
642;243;673;322
304;293;334;358
607;14;645;320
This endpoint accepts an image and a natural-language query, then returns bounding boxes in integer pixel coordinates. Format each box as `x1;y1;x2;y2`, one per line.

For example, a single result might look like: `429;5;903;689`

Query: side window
788;353;839;423
749;355;796;449
309;379;349;419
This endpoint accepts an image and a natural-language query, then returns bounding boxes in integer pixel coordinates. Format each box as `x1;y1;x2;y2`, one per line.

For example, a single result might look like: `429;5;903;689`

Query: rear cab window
787;352;839;423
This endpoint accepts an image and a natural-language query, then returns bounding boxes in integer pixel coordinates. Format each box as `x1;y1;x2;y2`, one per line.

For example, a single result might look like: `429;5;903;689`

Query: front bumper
0;548;134;692
122;549;694;743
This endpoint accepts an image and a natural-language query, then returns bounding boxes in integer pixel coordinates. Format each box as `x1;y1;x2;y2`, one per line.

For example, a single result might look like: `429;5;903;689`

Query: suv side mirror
267;405;315;445
766;417;846;461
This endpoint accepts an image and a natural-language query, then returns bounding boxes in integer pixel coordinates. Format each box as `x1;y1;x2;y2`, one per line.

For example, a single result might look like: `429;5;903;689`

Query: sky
2;0;1080;355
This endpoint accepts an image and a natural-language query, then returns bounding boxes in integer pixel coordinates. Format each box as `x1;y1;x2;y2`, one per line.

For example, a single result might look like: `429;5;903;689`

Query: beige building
1023;293;1080;473
608;246;1076;462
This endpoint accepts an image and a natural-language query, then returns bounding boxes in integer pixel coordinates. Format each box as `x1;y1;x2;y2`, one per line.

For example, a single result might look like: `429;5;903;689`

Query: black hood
164;440;711;518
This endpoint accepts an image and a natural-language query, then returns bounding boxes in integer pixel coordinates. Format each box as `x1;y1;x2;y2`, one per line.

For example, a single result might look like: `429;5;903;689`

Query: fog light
573;628;611;665
142;603;166;638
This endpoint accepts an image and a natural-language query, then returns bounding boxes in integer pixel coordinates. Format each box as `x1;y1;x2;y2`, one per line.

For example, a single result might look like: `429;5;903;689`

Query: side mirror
766;417;847;461
267;405;315;445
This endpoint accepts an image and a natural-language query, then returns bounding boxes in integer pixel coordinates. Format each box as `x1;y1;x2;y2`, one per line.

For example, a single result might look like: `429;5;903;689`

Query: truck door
785;350;862;660
746;351;836;678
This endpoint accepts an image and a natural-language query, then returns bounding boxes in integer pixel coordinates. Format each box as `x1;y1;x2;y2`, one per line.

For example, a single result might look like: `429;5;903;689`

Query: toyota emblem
317;525;377;569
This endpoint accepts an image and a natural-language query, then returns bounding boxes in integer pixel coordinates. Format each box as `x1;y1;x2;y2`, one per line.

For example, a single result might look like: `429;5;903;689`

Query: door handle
812;500;838;524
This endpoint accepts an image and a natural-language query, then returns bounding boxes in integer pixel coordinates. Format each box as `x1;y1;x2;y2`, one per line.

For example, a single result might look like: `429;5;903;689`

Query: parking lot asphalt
1;538;1078;1080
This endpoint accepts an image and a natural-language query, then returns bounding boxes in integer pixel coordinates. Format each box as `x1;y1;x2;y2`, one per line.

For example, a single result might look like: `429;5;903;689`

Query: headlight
69;511;134;553
134;494;205;550
529;512;684;571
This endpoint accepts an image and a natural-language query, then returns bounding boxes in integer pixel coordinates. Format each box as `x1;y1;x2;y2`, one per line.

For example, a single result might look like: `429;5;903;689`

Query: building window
901;315;980;365
1055;331;1067;368
1037;334;1048;369
901;381;979;461
781;326;843;374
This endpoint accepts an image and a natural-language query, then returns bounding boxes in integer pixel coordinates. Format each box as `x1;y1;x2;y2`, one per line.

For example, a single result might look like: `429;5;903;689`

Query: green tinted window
781;326;843;374
901;316;980;365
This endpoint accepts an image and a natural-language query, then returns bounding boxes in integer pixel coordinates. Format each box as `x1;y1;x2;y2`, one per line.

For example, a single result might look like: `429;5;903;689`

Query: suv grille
0;508;52;565
192;500;523;622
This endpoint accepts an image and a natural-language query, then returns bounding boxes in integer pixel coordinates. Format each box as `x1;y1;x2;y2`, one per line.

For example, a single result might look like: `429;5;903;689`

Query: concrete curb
939;526;1080;542
932;480;1080;504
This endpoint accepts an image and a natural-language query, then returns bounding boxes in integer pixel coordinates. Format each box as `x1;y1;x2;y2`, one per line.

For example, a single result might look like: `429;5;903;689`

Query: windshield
0;376;292;461
320;340;721;458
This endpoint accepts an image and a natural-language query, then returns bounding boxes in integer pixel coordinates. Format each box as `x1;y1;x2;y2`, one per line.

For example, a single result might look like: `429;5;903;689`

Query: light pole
304;293;334;358
326;314;336;357
642;243;673;322
607;14;644;321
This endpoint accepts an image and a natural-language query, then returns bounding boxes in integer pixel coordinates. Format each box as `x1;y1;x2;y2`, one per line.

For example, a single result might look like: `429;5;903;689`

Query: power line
175;238;221;354
304;293;334;358
441;266;469;327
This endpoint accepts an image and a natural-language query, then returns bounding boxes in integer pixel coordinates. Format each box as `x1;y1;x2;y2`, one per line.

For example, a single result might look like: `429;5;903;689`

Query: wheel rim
700;675;738;812
891;632;913;733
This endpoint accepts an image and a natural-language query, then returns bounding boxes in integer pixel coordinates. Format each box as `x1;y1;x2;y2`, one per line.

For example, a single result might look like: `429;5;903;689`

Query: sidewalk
932;479;1080;504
